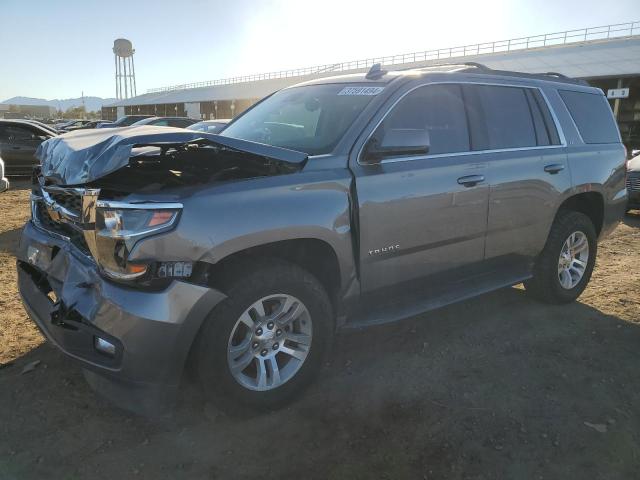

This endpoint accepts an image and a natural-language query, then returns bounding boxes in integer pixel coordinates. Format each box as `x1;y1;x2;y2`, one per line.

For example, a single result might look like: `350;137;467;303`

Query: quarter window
381;84;470;155
559;90;619;144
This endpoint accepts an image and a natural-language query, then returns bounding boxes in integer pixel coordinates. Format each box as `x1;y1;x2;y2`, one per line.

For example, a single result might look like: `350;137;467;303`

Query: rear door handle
457;175;485;187
544;163;565;174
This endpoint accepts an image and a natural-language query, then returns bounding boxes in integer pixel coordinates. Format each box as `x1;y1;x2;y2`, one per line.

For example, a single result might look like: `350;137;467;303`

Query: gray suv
17;63;627;413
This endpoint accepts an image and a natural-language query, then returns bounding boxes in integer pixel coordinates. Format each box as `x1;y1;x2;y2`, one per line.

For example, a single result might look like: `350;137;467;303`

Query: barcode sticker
338;86;385;96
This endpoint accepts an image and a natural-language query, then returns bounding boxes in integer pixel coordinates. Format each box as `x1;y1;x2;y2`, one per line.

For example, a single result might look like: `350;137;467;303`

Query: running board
344;270;532;329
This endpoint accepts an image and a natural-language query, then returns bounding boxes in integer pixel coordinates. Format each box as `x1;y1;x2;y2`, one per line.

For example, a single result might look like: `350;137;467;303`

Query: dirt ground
1;180;639;480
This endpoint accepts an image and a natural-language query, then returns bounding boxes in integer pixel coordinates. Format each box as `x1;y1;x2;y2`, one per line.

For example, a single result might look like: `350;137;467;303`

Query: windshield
188;121;226;133
115;116;150;126
220;84;381;155
187;121;208;132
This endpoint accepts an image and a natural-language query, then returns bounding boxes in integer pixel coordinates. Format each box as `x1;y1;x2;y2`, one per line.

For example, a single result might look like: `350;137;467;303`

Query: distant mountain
1;96;117;112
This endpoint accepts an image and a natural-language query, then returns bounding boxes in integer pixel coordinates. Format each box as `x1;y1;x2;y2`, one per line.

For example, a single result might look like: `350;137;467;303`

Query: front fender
129;169;357;294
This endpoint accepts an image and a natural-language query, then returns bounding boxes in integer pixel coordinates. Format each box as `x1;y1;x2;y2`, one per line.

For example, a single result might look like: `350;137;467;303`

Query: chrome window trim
356;80;568;166
376;144;567;165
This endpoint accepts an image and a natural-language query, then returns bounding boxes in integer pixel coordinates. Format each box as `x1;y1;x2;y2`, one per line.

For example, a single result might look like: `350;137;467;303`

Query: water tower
113;38;137;99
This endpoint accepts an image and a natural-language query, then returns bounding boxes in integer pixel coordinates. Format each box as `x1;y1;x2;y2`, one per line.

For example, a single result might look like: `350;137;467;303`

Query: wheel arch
556;190;605;235
203;238;343;313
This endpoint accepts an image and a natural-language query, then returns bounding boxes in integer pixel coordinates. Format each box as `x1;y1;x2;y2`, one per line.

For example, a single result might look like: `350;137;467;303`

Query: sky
1;0;639;101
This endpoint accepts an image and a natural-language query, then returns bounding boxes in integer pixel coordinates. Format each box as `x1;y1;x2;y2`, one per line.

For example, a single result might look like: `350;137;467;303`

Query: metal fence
147;21;640;94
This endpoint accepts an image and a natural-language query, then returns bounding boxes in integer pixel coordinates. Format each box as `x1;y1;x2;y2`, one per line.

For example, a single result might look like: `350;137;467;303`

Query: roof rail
405;62;587;85
456;64;587;85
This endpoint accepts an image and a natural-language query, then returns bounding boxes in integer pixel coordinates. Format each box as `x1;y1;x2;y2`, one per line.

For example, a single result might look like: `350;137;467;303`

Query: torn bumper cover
17;221;226;414
37;125;308;185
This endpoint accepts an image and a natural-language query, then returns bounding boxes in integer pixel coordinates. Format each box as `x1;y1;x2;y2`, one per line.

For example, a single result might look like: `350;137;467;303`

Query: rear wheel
524;211;597;304
195;259;333;411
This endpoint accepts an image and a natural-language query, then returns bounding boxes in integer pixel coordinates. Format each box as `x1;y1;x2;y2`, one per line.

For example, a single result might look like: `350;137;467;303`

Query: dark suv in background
97;115;153;128
18;63;627;413
130;116;198;128
0;119;56;175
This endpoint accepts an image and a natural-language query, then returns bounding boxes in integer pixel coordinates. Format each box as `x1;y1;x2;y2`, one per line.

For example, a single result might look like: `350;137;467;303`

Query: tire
195;258;333;411
524;210;597;304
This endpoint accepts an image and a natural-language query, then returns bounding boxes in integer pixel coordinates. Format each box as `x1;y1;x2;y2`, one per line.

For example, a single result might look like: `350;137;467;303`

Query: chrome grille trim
626;175;640;192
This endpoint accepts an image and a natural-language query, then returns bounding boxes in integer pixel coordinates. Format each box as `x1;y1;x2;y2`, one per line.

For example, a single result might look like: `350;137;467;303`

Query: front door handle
457;175;485;187
544;163;565;174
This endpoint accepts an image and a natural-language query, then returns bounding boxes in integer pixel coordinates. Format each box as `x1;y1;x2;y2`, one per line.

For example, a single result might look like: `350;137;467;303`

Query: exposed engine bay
85;141;304;197
36;125;308;190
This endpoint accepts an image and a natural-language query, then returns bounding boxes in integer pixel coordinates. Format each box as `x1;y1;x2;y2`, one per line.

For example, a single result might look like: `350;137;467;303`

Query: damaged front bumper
17;221;226;414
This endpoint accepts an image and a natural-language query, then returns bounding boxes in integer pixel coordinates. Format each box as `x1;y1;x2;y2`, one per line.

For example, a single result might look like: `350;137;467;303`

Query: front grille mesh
34;199;91;256
627;175;640;192
47;190;82;216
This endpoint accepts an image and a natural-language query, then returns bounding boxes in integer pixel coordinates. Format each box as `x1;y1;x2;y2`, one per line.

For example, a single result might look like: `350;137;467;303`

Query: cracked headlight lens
93;203;182;281
99;208;179;239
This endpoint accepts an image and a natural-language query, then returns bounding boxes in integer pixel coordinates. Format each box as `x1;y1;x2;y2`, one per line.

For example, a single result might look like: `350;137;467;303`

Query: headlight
93;202;182;281
99;207;179;239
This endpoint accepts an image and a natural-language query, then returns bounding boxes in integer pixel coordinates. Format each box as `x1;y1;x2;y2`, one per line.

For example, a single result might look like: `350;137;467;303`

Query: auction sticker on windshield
338;86;385;96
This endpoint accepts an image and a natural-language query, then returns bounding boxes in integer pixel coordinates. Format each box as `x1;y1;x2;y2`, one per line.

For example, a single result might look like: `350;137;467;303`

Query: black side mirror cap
363;128;430;164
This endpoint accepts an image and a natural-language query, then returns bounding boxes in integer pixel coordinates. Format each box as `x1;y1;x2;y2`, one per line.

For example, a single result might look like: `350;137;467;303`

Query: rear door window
529;89;561;145
559;90;619;144
382;84;470;155
465;85;537;150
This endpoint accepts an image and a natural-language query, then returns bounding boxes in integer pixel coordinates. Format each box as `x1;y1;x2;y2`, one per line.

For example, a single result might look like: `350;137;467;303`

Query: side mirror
363;128;430;164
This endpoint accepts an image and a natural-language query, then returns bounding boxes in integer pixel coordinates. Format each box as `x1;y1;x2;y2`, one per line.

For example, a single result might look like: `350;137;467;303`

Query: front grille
627;174;640;192
33;198;92;256
46;190;82;216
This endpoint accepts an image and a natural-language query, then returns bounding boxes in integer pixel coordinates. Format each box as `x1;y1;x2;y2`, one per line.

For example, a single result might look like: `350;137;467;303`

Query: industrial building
103;21;640;149
0;103;57;119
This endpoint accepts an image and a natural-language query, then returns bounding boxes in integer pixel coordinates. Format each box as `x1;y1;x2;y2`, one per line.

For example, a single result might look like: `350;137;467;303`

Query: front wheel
524;211;597;304
195;259;333;411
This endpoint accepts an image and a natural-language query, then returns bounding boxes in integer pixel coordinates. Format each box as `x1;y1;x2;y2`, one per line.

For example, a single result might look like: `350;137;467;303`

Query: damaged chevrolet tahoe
17;63;627;413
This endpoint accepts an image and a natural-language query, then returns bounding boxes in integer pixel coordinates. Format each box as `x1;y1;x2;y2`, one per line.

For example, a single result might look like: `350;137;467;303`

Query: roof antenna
463;62;490;70
366;63;388;80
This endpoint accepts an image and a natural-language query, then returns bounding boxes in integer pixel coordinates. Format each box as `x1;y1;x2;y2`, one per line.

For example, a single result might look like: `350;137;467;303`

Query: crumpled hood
36;125;308;185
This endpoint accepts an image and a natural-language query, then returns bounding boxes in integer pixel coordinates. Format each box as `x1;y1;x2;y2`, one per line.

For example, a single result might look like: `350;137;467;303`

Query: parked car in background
0;156;9;193
19;64;627;413
97;115;154;128
57;119;96;133
63;120;114;132
130;116;198;128
54;119;80;130
0;119;56;175
627;152;640;212
21;120;58;136
187;119;231;134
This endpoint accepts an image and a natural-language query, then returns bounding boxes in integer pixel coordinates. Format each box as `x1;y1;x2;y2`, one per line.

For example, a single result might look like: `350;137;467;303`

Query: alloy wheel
557;231;589;290
227;294;312;391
